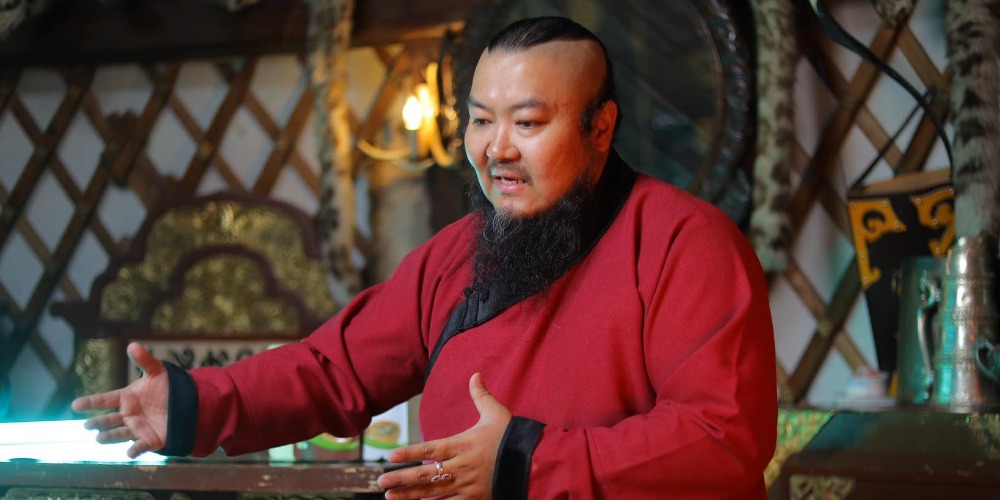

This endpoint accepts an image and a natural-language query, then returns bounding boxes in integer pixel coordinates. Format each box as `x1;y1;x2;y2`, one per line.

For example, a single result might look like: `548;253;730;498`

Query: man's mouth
487;161;530;188
494;175;524;185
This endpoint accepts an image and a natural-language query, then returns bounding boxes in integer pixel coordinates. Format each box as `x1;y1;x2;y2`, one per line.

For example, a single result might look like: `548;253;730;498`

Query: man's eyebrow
468;96;548;113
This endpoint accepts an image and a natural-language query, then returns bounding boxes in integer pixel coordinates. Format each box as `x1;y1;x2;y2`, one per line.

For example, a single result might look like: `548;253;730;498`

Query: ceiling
0;0;474;67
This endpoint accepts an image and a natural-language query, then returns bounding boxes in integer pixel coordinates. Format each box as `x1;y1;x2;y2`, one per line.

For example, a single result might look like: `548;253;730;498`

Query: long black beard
467;177;596;303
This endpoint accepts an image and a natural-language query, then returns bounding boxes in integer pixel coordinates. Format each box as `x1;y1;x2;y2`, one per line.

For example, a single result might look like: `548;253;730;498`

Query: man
73;16;777;499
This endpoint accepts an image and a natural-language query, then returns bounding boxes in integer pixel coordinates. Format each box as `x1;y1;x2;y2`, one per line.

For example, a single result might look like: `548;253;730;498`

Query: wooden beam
789;8;909;234
351;0;472;46
0;0;475;65
174;60;257;198
0;0;310;66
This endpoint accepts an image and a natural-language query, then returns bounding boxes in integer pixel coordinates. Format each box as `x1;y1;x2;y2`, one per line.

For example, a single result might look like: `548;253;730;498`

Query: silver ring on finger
430;460;453;482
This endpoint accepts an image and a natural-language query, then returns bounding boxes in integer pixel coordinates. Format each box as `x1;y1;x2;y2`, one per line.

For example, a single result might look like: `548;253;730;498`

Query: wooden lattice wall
0;0;970;421
773;0;956;404
0;36;455;420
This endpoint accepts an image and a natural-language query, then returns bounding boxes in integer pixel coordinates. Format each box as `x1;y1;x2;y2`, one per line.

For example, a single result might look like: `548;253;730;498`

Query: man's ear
592;100;617;152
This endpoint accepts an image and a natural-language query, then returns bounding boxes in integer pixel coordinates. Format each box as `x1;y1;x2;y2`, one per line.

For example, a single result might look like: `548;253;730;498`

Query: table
0;419;393;499
769;409;1000;499
0;458;391;499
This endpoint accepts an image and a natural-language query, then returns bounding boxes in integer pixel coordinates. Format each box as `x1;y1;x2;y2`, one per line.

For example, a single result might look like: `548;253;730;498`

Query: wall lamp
357;62;459;170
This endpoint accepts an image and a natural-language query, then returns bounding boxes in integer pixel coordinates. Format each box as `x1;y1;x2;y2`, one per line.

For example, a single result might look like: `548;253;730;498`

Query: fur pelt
946;0;1000;239
748;0;797;273
0;0;49;39
0;1;26;40
871;0;914;28
309;0;360;308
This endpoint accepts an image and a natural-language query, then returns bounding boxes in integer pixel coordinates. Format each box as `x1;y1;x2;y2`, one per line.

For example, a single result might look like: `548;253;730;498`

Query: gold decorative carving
910;186;955;257
150;255;300;334
789;474;856;500
74;338;122;397
4;487;156;500
100;200;336;323
848;199;907;289
967;412;1000;460
765;409;834;488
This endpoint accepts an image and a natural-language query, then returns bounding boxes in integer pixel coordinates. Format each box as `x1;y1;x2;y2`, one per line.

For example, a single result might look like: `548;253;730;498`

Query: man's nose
487;127;518;161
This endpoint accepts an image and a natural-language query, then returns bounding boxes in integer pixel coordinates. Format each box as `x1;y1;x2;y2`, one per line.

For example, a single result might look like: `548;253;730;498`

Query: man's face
464;40;615;217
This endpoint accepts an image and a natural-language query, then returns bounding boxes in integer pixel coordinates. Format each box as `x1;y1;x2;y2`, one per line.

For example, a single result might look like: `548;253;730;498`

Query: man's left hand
377;372;511;500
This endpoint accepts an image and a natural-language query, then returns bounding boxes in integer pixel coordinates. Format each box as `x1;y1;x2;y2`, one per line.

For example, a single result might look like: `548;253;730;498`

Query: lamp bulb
402;96;423;131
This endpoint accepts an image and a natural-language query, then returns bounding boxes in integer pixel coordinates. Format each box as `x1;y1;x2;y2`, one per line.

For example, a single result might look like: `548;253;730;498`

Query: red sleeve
522;213;777;498
186;222;469;457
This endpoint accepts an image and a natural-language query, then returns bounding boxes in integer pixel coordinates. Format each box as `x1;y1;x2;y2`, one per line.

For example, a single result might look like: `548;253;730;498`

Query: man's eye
516;121;537;128
471;118;490;126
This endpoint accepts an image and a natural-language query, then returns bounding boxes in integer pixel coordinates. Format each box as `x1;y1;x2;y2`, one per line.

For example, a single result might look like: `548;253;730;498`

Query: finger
384;484;450;500
127;342;164;377
383;485;425;500
382;465;458;500
469;372;490;400
468;372;504;418
377;461;441;490
71;390;124;413
82;411;125;432
96;426;134;444
388;440;449;463
127;438;155;459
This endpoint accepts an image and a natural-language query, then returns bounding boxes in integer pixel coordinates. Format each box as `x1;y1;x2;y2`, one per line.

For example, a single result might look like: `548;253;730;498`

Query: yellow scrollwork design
100;200;336;323
764;409;834;488
73;338;122;398
848;199;907;289
967;412;1000;460
789;474;856;500
151;255;301;335
910;186;955;257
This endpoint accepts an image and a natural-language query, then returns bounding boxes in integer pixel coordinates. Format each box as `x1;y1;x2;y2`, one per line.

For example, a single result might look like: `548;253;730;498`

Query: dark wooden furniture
0;458;391;499
769;409;1000;499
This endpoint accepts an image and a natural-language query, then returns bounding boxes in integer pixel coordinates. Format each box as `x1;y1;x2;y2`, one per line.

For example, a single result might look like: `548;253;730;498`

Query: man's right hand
71;342;169;458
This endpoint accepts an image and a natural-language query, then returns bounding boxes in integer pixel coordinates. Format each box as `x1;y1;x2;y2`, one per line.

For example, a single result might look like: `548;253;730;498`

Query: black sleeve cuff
492;416;545;500
158;362;198;456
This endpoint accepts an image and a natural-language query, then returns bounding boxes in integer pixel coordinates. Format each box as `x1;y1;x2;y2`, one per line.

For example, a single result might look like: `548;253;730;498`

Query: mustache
487;159;531;182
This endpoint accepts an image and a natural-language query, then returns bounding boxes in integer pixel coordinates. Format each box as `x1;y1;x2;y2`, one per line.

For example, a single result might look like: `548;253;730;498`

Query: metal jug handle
974;338;1000;384
917;271;940;395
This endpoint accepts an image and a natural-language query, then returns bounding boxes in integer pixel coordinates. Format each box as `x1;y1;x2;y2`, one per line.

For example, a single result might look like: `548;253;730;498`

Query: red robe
184;167;777;499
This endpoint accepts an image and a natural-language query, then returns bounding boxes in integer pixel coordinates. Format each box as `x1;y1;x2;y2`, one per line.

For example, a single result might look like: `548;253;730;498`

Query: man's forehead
470;40;602;104
478;39;601;69
467;95;549;112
